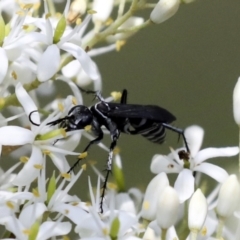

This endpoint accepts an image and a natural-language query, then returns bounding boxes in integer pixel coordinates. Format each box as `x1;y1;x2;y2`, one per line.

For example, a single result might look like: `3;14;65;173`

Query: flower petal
37;221;71;239
15;82;40;129
92;0;114;23
12;146;43;186
194;147;239;164
174;169;194;203
0;216;24;239
51;202;89;224
184;125;204;157
233;77;240;125
19;203;47;228
141;172;169;221
150;154;182;174
194;162;228;183
60;42;99;80
61;59;80;78
0;126;34;145
37;44;60;82
49;153;70;173
5;32;48;50
0;48;8;83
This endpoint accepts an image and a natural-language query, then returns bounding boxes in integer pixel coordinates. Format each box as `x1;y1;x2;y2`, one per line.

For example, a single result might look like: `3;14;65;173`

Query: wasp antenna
29;110;40;126
78;86;97;95
47;116;71;126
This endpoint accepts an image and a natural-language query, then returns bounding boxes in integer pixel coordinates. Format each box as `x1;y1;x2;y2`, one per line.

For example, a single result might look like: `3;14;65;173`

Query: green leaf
53;15;66;43
28;221;40;240
113;159;125;192
110;217;120;240
47;171;56;203
0;14;5;45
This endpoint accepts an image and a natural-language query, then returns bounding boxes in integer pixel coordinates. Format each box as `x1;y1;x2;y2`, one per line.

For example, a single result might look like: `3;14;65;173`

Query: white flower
156;186;180;229
35;1;99;82
92;0;114;23
150;0;180;24
0;203;71;240
74;177;140;239
0;83;81;186
150;125;239;202
141;172;169;221
143;221;179;240
0;163;21;190
0;190;33;216
233;76;240;125
216;175;240;218
188;189;208;231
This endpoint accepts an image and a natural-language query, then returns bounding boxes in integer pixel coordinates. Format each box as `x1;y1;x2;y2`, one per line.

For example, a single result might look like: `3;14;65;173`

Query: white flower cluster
0;0;239;240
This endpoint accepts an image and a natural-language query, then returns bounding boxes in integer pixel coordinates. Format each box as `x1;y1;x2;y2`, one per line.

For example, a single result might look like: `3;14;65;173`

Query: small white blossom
233;76;240;125
216;174;240;218
141;172;169;221
92;0;114;24
156;186;180;229
150;125;239;202
188;189;208;231
150;0;180;24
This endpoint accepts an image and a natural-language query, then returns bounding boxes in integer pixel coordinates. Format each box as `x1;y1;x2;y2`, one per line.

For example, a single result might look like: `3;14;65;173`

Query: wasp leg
67;130;104;173
161;123;190;153
100;131;120;213
121;89;128;104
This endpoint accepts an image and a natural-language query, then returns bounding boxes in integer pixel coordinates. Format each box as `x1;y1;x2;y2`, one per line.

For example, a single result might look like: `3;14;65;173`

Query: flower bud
156;186;180;229
150;0;180;24
184;125;204;156
141;172;169;221
216;174;240;218
233;77;240;125
92;0;114;23
188;189;207;231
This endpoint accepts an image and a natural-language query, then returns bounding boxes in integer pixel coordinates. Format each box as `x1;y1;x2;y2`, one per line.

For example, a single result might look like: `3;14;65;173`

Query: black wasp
29;89;190;213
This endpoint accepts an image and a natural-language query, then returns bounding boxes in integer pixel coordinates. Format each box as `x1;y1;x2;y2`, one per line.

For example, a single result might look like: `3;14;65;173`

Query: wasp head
47;105;93;132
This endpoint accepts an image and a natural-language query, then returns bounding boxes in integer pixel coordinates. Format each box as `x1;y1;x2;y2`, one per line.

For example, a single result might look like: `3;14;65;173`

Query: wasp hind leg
162;123;190;153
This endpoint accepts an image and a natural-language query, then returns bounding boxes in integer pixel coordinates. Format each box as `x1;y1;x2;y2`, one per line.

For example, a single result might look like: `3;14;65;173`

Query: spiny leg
99;134;119;213
162;123;190;153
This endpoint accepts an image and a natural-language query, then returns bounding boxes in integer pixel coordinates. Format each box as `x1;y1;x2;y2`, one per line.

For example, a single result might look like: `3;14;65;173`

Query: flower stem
161;228;167;240
47;0;56;15
189;229;198;240
115;19;152;34
85;0;139;48
216;216;225;239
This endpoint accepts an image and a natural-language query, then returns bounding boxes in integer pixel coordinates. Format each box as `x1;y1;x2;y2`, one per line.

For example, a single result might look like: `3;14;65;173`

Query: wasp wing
104;103;176;123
